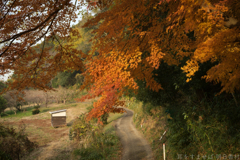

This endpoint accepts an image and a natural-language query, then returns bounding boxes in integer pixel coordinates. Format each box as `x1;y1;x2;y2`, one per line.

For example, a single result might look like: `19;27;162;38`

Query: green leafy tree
0;96;7;117
0;81;7;92
51;70;81;88
75;73;84;87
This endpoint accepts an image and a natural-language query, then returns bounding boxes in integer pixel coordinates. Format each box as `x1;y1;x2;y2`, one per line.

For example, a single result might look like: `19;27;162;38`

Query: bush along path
115;108;154;160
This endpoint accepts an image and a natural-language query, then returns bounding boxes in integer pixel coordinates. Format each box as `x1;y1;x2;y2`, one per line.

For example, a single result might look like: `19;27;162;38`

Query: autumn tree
0;0;86;92
77;0;240;122
0;0;113;121
1;0;239;123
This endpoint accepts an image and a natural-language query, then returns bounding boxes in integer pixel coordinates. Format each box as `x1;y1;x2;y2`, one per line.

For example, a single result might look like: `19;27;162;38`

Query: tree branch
0;7;61;45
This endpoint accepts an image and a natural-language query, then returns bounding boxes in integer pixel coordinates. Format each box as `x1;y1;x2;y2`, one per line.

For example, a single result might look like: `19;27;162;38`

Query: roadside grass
73;132;121;160
72;112;123;160
104;112;123;133
123;96;169;160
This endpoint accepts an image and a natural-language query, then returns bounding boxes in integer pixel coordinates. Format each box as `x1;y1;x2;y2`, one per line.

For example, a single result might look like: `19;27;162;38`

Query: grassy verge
72;111;123;160
123;97;170;160
104;113;123;133
73;131;121;160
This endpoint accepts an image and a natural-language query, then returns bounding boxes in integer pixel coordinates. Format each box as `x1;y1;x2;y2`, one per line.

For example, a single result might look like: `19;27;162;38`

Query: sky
0;1;87;82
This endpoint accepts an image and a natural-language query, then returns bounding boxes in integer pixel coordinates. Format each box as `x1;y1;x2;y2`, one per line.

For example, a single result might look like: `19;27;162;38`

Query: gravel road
115;108;154;160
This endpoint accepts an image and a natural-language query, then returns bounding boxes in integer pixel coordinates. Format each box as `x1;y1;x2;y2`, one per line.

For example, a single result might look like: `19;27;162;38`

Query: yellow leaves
193;45;214;63
182;27;240;92
207;27;212;34
127;47;143;69
195;22;213;37
181;60;199;82
80;0;240;120
139;31;147;38
180;5;184;11
186;78;192;83
113;47;143;70
146;42;165;69
32;59;36;64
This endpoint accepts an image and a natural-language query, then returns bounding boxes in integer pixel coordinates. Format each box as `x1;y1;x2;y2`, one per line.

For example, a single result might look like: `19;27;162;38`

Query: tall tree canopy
79;0;240;121
0;0;239;122
0;0;89;91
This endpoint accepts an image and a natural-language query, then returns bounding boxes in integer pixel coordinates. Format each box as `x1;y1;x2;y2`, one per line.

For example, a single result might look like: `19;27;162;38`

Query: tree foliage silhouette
79;0;240;121
1;0;239;122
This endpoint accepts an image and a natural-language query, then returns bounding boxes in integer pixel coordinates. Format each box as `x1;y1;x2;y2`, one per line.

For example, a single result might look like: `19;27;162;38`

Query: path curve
115;108;154;160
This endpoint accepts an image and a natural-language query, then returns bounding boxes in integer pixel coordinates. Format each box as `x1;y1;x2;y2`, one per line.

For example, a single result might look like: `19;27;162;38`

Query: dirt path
115;108;154;160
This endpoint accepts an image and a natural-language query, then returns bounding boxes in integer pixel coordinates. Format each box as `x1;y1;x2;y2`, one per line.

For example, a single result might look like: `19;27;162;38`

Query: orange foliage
0;0;85;91
1;0;239;122
80;0;240;121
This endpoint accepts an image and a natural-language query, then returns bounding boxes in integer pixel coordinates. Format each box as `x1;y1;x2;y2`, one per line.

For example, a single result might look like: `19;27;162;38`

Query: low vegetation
72;131;121;160
32;106;40;115
0;123;37;160
0;86;122;160
70;106;122;160
125;80;240;159
0;96;7;117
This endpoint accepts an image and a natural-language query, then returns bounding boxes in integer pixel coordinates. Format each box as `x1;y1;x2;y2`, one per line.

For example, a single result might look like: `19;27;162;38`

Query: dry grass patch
1;100;94;160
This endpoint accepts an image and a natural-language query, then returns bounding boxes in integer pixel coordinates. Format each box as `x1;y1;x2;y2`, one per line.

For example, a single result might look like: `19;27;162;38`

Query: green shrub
166;93;240;158
71;111;121;160
86;105;94;112
101;113;109;125
0;96;7;117
32;109;40;115
32;105;40;115
69;113;93;141
73;129;120;160
33;105;40;109
0;123;37;159
128;90;240;159
74;147;104;160
124;58;240;158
